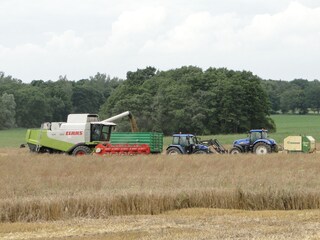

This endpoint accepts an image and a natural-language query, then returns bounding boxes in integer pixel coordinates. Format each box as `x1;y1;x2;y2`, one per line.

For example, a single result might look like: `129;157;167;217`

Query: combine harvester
25;111;163;156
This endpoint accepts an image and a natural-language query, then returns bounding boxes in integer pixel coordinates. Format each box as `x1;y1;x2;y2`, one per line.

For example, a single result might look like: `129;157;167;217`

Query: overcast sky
0;0;320;82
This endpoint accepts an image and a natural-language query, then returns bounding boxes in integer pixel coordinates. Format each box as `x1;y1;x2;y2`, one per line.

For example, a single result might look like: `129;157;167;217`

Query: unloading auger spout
102;111;139;132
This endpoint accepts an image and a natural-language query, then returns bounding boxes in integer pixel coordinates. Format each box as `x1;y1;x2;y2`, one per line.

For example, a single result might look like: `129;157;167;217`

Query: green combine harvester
25;111;163;156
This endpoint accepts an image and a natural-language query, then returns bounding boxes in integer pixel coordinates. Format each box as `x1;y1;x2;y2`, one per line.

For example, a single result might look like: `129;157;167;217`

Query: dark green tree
72;85;104;113
49;79;74;120
15;87;51;127
100;66;275;134
305;80;320;114
280;86;307;114
0;93;16;129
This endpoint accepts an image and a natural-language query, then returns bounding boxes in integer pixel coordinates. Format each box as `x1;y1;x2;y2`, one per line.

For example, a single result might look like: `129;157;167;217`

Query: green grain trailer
110;132;163;153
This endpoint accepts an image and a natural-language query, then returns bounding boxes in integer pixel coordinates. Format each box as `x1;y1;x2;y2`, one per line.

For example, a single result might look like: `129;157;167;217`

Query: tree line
263;79;320;114
0;72;122;129
0;67;319;134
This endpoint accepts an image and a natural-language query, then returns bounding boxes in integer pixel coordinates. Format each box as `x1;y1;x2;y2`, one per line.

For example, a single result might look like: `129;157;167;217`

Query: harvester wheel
166;148;181;155
253;142;271;155
72;146;92;156
229;147;241;154
27;143;37;152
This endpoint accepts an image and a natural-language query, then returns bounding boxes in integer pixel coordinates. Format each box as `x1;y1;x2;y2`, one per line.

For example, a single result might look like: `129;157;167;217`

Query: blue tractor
166;133;228;155
229;129;278;155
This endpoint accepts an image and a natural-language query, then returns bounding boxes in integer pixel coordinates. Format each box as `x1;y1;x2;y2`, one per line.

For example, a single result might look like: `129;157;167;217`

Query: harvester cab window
101;125;110;141
91;124;111;142
91;125;102;141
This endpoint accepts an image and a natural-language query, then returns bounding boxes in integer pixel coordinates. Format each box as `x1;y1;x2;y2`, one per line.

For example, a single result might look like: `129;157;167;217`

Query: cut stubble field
1;148;320;239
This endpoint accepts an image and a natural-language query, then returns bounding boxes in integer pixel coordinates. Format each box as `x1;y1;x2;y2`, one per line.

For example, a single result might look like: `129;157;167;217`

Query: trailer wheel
72;146;92;156
253;143;271;155
166;148;181;155
229;147;241;154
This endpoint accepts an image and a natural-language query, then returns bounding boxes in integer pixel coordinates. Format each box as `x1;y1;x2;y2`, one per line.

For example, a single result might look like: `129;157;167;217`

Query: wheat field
1;148;320;220
1;148;320;239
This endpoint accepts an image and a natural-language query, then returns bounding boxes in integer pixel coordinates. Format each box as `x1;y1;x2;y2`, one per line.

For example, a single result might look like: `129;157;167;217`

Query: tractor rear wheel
72;146;92;156
166;148;181;155
253;142;271;155
229;147;241;154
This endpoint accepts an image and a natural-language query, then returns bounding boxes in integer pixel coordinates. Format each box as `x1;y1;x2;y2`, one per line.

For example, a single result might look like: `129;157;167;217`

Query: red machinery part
94;143;151;155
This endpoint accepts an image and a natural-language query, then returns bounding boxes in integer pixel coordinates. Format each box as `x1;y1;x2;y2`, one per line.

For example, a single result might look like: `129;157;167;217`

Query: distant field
0;128;27;148
0;114;319;148
272;114;320;141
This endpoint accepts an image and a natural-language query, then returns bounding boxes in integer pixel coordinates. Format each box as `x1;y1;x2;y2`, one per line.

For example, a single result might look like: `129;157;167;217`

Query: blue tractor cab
230;129;278;154
166;134;210;155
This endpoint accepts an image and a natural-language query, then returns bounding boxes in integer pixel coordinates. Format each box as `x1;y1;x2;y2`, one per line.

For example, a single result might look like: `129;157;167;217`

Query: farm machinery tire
166;148;181;155
229;147;241;154
72;146;92;156
27;143;37;152
253;142;271;155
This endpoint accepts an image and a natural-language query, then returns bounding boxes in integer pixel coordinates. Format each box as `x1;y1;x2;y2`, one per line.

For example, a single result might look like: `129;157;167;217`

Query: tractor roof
173;133;195;137
250;129;268;133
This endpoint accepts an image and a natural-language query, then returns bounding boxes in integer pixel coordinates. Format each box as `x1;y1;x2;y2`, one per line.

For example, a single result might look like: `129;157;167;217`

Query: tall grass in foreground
2;189;320;222
1;148;320;222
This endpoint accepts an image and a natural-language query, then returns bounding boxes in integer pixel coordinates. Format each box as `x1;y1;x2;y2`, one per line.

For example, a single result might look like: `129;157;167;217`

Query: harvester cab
230;129;278;155
90;122;114;142
166;134;210;155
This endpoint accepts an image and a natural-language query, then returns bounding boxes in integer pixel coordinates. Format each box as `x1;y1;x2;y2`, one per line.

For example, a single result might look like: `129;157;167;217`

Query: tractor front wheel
253;143;271;155
166;148;181;155
72;146;92;156
229;147;241;154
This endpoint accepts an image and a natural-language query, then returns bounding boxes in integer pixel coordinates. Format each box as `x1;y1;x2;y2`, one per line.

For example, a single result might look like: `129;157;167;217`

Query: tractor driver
184;136;194;154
